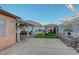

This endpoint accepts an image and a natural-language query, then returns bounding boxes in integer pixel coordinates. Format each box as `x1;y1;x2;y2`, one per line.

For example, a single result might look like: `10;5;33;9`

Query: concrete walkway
0;38;78;55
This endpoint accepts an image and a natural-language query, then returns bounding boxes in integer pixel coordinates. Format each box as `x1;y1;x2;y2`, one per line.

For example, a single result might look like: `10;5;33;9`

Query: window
0;18;6;37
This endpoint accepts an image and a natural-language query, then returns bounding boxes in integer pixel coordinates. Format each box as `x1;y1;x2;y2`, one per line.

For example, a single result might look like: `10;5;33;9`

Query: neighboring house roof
0;9;21;20
45;24;56;27
25;20;42;26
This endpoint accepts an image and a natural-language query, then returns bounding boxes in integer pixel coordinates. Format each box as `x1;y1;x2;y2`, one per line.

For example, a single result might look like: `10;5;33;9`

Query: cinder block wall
0;14;16;50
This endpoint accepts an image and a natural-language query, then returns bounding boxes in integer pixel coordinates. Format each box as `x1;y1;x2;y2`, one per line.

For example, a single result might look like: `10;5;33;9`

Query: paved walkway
0;38;78;55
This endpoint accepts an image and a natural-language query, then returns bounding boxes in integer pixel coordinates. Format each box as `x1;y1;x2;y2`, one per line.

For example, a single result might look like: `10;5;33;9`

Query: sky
0;4;79;25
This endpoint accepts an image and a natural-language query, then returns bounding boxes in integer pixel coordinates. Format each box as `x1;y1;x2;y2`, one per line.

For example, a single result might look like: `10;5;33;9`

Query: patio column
17;28;21;42
27;25;30;37
16;22;21;42
55;26;58;34
31;26;33;34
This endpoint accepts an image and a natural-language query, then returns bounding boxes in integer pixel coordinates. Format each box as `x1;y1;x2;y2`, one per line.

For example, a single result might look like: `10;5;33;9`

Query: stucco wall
46;26;54;31
0;14;16;50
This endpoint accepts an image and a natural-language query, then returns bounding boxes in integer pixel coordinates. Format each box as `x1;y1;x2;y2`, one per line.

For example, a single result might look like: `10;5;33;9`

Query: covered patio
16;20;35;42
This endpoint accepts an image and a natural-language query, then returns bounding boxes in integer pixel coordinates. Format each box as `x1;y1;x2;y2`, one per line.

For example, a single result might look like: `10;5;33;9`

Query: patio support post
16;23;21;42
31;26;33;34
17;28;21;42
56;26;58;34
27;25;29;37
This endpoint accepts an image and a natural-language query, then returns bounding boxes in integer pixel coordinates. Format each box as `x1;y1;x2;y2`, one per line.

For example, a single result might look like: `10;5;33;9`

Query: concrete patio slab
0;38;78;55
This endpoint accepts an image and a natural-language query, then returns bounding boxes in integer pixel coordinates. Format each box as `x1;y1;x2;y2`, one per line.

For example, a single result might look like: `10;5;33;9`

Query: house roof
45;24;56;26
0;9;21;19
25;20;42;26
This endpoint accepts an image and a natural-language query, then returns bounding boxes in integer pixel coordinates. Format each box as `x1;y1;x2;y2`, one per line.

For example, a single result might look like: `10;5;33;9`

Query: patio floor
0;38;78;55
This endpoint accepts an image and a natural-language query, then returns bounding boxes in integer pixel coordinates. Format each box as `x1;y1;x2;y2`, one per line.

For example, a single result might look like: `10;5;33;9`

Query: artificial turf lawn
34;33;60;39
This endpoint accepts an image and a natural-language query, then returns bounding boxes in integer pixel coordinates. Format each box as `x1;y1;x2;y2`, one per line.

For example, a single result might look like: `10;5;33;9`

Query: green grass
34;33;45;38
34;33;60;39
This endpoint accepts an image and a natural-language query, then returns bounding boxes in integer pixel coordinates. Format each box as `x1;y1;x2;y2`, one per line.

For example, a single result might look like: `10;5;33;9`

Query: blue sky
0;4;79;25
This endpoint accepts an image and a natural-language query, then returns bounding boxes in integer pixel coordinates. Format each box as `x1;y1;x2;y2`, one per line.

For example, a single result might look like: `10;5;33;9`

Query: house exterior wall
58;24;66;34
25;25;45;35
0;14;16;50
45;26;55;33
58;16;79;37
46;26;54;31
70;18;79;37
33;26;45;34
